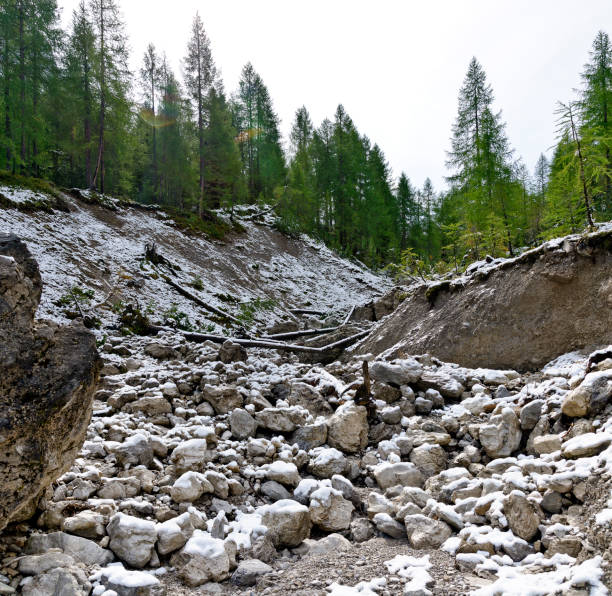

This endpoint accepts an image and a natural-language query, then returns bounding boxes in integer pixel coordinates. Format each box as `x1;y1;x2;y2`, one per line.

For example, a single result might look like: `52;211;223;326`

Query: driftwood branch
262;305;357;341
160;275;243;326
247;202;280;221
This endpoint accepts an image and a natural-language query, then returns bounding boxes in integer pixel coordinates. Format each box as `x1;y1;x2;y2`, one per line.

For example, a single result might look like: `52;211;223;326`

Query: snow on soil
0;193;389;330
0;184;50;206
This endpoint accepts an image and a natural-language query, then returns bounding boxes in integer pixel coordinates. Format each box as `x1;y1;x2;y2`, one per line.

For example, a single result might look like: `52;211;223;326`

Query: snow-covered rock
107;513;157;569
258;499;311;548
327;402;368;453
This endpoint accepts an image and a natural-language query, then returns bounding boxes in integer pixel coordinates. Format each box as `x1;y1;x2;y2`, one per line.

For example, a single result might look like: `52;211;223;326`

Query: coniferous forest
1;0;611;272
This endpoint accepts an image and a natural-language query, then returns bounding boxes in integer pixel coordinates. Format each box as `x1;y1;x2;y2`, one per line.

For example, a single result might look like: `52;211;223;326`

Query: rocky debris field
2;191;612;595
0;323;611;595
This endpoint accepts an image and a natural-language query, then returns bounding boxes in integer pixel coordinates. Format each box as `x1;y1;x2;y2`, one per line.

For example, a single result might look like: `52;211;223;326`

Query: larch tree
183;12;217;216
140;43;162;201
446;57;516;257
580;30;612;215
62;0;96;186
89;0;130;193
556;100;594;227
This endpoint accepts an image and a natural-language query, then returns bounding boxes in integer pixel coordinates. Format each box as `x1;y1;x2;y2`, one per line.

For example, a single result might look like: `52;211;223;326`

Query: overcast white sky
59;0;612;191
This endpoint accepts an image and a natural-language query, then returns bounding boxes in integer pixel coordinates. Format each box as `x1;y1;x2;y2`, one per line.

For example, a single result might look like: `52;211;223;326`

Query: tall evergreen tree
90;0;130;193
0;0;61;175
580;30;612;215
282;106;316;231
233;63;284;202
183;12;217;216
532;153;550;236
396;172;420;251
446;57;516;257
156;60;193;207
139;43;162;201
203;87;243;210
61;0;96;186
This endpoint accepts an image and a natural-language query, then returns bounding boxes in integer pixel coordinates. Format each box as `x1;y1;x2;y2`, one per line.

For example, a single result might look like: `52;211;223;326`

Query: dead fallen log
149;325;369;355
262;305;358;341
342;305;356;325
290;308;326;316
161;275;243;326
261;326;340;341
246;201;280;221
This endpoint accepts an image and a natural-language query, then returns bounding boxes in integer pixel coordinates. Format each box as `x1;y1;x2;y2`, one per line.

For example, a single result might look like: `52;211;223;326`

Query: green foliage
384;248;432;283
163;303;193;331
1;4;611;279
164;206;232;240
118;302;151;335
233;63;286;202
237;297;277;326
190;275;204;291
56;285;95;307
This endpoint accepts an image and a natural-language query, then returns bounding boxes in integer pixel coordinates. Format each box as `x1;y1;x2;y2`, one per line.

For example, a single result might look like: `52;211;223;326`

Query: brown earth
358;228;612;371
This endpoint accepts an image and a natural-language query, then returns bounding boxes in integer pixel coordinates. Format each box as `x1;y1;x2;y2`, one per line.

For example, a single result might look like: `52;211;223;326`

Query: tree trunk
152;74;157;203
569;105;594;227
84;50;91;186
3;31;11;168
18;1;25;170
92;0;105;193
196;34;204;218
31;37;39;175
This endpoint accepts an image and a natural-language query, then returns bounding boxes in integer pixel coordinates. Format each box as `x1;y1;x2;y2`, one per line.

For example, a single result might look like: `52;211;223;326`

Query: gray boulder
0;234;100;531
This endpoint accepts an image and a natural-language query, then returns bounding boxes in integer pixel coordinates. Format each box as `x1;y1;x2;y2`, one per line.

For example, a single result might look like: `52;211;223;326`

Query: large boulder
171;531;231;586
562;369;612;417
505;492;542;542
478;407;522;458
309;487;354;531
374;462;424;490
404;514;452;549
358;229;612;370
259;499;311;548
327;402;368;453
107;513;157;568
0;234;100;531
25;531;113;567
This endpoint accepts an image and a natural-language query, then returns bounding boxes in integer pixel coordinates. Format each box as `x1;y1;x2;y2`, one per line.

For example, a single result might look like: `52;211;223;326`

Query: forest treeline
1;0;611;271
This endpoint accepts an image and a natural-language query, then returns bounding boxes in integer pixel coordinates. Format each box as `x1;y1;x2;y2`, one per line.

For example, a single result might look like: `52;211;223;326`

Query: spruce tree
203;87;243;211
532;153;550;236
156;60;193;207
234;63;284;202
396;173;420;251
283;106;316;231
